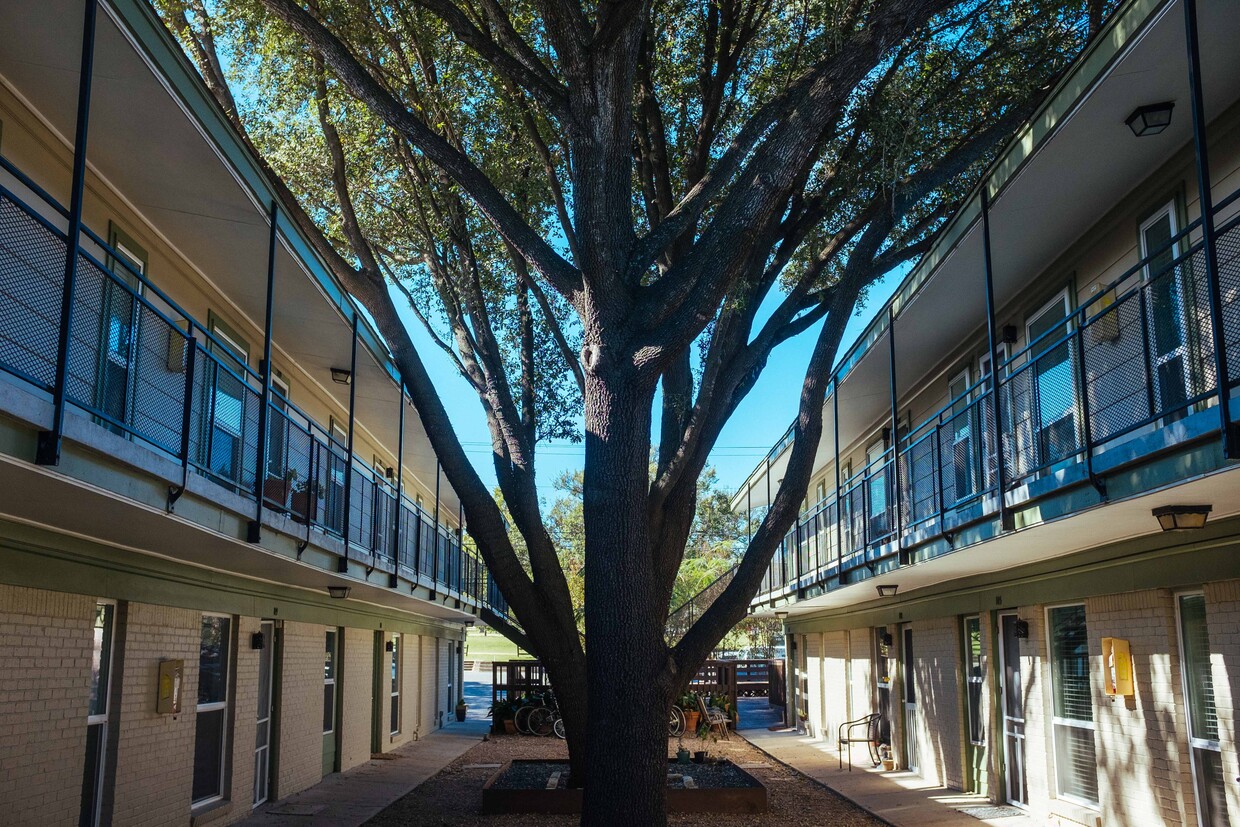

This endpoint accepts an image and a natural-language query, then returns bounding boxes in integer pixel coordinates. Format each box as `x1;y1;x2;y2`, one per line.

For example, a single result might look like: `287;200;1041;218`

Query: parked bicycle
528;691;565;739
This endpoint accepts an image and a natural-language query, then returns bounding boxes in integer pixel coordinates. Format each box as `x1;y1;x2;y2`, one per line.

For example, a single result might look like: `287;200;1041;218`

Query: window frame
1044;602;1099;810
193;612;233;808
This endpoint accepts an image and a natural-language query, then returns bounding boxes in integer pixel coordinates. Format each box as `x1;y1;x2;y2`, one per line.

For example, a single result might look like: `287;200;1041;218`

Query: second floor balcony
0;150;511;621
756;186;1240;602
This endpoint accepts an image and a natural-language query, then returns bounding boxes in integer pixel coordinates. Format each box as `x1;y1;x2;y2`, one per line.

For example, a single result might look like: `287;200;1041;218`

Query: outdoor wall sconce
250;632;265;650
1001;324;1018;344
330;367;352;385
385;640;394;652
1152;504;1211;531
327;585;351;599
876;584;898;598
1125;102;1174;137
1012;619;1030;638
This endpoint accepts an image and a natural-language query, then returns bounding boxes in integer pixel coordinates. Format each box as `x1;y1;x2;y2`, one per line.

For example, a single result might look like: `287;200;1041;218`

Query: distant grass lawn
465;629;528;662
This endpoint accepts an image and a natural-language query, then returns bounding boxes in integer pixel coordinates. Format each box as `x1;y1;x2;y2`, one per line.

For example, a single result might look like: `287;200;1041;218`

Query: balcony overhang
734;0;1240;510
0;0;459;515
755;461;1240;619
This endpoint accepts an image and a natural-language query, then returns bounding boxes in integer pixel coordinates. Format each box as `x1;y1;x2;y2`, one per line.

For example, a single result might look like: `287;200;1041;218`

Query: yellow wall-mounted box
157;659;184;714
1102;638;1134;696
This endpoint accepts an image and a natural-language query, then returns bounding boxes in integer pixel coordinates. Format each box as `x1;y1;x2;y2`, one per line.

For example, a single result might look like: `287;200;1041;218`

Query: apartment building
0;1;512;824
737;0;1240;824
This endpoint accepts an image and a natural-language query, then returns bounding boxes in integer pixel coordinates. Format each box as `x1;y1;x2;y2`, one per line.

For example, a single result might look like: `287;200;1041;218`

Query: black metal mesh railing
0;155;510;618
752;197;1240;600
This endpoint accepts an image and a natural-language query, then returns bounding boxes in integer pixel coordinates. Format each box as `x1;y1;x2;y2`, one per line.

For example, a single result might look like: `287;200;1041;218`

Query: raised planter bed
481;758;767;814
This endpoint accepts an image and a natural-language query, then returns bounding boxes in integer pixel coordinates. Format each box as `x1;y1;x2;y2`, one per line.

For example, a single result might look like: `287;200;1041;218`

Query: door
999;613;1028;807
253;621;275;808
874;629;892;748
322;630;339;776
1026;291;1076;468
963;615;987;794
1177;594;1227;827
1141;204;1191;417
80;601;115;827
204;318;249;489
901;626;918;773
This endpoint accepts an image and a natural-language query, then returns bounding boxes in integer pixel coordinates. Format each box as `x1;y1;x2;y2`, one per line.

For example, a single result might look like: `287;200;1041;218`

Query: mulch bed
365;732;883;826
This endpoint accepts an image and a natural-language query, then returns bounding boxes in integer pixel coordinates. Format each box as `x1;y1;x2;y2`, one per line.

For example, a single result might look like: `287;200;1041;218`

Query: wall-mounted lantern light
1152;504;1211;531
330;367;352;385
1125;102;1174;137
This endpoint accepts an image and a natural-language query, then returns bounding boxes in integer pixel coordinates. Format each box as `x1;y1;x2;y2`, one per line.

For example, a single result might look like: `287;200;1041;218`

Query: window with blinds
1049;604;1098;807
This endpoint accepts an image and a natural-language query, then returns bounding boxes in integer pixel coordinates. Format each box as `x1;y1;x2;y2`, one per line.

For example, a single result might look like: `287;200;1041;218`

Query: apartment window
1178;593;1227;827
815;481;826;505
1026;291;1076;467
193;614;232;805
947;368;975;503
390;634;402;735
1048;604;1097;807
97;225;146;438
80;601;116;827
1140;203;1191;417
865;438;889;539
205;315;250;488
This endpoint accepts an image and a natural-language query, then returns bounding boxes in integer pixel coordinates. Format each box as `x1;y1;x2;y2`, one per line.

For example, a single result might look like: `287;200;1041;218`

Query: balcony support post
248;201;279;543
433;459;441;588
981;187;1015;530
833;384;843;580
390;390;405;588
887;306;903;560
1183;0;1236;459
36;0;97;466
339;313;359;573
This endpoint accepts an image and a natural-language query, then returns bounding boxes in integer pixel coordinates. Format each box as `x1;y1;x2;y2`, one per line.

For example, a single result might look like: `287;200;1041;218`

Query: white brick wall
909;616;963;789
339;627;374;772
0;585;95;826
276;621;326;797
1086;590;1195;826
111;603;201;827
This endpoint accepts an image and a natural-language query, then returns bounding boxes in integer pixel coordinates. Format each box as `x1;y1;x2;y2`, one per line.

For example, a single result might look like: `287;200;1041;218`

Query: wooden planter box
481;759;767;815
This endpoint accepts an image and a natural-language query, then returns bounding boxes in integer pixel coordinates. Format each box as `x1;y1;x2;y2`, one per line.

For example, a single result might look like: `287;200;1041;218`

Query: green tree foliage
153;0;1115;820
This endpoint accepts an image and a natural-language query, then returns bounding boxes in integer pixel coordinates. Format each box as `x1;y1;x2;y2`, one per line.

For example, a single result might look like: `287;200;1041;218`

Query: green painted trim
0;518;463;639
787;514;1240;634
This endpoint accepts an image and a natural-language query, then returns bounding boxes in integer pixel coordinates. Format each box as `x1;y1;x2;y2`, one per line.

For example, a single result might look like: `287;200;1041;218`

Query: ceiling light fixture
876;584;899;598
327;585;351;599
330;368;352;385
1152;504;1211;531
1125;102;1174;137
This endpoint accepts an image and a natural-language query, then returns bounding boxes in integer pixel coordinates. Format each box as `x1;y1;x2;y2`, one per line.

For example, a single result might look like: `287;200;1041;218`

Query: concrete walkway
239;719;489;827
744;727;1042;827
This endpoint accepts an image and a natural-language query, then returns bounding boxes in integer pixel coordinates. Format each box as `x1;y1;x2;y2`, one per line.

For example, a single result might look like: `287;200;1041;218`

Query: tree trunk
580;370;671;826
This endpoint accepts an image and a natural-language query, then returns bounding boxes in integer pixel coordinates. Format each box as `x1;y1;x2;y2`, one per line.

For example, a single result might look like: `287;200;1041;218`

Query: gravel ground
365;732;883;826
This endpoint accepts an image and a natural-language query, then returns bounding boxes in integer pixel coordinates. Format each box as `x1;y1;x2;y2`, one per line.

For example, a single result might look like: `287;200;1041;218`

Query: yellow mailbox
1102;638;1133;697
157;659;184;714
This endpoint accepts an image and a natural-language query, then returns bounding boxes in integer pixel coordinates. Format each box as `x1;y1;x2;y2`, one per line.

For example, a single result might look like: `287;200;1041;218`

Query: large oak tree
158;0;1110;821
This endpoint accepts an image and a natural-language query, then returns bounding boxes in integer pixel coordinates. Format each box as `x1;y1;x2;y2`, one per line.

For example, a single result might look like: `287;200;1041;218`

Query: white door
901;626;918;772
1177;594;1228;827
999;613;1027;807
1140;204;1191;416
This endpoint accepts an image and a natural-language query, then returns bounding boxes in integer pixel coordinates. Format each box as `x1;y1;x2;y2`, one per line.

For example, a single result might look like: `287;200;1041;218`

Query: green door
323;630;339;776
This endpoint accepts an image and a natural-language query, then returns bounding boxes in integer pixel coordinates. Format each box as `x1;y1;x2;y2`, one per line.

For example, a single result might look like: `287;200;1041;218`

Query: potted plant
264;466;297;511
692;722;711;763
675;733;691;765
879;743;895;771
486;699;518;734
290;477;319;524
455;697;468;722
681;693;701;734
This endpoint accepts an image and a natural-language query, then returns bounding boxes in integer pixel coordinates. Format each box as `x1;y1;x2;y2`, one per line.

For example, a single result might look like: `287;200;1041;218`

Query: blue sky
389;265;907;500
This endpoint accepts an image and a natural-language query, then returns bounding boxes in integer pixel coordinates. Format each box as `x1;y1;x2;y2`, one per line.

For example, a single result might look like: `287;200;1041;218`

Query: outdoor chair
696;694;731;741
837;712;882;770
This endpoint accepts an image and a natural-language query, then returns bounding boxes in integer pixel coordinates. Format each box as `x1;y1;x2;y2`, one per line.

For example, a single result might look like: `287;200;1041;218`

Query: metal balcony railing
757;190;1240;600
0;152;511;619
